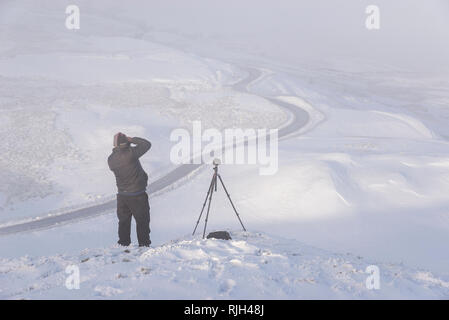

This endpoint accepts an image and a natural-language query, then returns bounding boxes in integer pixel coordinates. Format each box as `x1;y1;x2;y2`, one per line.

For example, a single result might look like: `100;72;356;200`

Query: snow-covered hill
1;231;448;299
1;0;449;300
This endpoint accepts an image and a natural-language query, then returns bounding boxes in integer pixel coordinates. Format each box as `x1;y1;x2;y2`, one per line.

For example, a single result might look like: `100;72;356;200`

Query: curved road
0;67;309;236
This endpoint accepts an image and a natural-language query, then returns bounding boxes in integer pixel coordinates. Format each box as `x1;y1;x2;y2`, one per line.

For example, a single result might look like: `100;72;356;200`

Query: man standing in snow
108;132;152;247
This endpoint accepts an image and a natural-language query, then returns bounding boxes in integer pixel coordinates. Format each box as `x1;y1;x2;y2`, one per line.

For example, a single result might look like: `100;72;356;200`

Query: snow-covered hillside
0;1;286;223
1;231;448;299
1;0;449;299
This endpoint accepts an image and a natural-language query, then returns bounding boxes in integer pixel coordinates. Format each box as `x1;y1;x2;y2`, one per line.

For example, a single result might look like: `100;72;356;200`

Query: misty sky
1;0;449;72
109;0;449;72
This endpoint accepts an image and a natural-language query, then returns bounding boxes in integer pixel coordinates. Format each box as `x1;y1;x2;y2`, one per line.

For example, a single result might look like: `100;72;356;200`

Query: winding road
0;67;309;236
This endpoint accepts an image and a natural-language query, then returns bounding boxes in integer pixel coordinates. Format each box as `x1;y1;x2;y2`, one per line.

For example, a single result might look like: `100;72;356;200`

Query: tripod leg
217;174;247;231
192;175;215;236
202;173;216;239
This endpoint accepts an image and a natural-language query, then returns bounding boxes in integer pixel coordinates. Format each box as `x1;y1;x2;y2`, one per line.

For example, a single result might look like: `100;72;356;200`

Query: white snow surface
1;231;448;300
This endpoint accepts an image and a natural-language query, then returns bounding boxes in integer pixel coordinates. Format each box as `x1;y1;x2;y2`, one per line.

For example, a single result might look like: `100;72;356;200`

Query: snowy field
1;0;449;299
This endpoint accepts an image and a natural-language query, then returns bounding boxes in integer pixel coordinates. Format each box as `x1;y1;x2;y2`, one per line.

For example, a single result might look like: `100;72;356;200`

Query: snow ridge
1;231;447;299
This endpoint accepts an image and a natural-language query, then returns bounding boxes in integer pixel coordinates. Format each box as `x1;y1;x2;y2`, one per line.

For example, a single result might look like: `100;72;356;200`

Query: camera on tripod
192;158;246;239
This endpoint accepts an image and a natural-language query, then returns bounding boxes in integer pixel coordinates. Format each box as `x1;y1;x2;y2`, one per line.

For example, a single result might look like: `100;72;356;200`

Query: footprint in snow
94;285;123;297
219;279;236;294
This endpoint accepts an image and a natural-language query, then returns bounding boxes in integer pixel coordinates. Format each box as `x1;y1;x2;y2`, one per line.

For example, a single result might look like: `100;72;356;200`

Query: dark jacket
108;137;151;195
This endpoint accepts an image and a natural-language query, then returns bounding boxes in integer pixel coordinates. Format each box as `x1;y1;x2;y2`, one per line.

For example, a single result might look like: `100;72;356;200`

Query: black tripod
192;160;246;238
